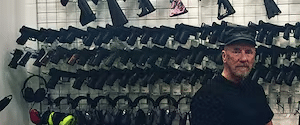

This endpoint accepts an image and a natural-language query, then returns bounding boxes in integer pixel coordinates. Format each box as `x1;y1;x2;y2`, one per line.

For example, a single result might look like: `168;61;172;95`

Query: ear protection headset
21;75;47;103
48;112;76;125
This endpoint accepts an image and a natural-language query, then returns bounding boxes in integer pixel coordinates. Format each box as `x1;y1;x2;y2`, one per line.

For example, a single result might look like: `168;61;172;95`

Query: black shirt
190;74;273;125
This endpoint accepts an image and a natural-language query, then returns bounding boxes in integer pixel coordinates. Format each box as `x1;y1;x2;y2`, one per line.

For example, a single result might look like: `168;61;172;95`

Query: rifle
78;0;96;26
285;62;300;86
264;0;281;19
251;63;268;83
264;66;279;83
127;26;143;46
294;22;300;40
174;23;201;44
152;26;175;46
140;26;155;44
83;27;100;46
270;45;285;66
217;0;235;20
137;0;156;17
107;0;128;26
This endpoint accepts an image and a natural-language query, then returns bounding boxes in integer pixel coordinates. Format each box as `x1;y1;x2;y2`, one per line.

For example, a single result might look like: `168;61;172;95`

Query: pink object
170;0;188;17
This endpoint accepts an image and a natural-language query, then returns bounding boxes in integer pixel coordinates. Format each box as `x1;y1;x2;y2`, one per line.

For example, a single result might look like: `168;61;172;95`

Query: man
190;25;274;125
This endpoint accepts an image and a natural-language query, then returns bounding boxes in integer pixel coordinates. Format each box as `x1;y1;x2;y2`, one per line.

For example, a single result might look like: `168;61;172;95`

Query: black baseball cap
219;25;257;46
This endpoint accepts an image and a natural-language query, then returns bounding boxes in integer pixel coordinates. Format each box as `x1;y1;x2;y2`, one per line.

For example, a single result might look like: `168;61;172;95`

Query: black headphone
21;75;47;103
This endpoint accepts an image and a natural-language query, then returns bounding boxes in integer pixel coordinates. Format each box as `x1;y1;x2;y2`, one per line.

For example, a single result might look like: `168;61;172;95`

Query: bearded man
190;25;274;125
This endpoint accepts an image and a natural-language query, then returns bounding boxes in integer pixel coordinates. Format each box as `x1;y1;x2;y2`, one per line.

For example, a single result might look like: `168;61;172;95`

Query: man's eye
245;50;253;54
233;50;241;53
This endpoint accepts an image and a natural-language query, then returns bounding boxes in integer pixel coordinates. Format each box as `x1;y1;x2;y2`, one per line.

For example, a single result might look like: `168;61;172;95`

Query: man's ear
222;50;226;63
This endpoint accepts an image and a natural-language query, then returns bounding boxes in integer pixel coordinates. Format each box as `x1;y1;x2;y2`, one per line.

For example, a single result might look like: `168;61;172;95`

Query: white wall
0;0;37;124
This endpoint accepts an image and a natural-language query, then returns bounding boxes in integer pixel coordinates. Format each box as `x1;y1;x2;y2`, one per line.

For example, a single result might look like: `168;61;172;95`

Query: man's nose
239;51;248;62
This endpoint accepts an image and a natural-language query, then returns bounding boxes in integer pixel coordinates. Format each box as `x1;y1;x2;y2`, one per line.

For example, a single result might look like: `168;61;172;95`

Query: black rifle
264;0;281;19
136;47;152;67
199;23;212;40
209;21;226;44
286;62;300;86
83;27;100;46
251;63;268;83
127;26;143;46
217;0;235;20
264;66;279;83
174;46;191;65
8;49;24;69
270;45;285;66
283;23;294;40
275;65;288;85
256;45;271;64
107;0;128;27
78;0;96;26
152;26;175;46
16;26;45;45
47;68;78;89
137;0;155;17
294;22;300;40
189;45;207;65
189;68;204;86
65;26;88;44
174;23;201;44
140;26;155;44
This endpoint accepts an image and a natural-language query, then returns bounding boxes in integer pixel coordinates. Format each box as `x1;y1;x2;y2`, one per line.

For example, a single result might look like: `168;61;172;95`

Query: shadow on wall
1;50;31;124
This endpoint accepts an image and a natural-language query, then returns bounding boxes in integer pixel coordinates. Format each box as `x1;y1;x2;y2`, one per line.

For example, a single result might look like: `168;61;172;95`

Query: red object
29;109;40;124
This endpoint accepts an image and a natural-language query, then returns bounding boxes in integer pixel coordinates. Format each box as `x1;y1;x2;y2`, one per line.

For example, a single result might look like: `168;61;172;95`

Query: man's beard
233;67;251;78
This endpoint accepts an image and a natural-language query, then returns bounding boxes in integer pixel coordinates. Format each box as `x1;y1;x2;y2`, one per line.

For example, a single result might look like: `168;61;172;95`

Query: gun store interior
2;0;300;124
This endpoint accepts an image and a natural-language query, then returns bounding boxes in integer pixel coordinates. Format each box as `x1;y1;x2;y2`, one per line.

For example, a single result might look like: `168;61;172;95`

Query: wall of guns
11;0;300;124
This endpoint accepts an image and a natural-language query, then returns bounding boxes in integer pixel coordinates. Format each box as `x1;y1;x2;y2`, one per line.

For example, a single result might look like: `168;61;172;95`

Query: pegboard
25;0;300;124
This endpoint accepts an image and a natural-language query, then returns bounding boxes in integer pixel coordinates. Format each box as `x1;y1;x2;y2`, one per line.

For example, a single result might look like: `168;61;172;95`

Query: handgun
16;26;44;45
8;49;24;69
47;68;78;89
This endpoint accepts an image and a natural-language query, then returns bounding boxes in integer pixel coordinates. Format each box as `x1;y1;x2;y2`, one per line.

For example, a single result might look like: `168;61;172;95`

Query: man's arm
266;120;273;125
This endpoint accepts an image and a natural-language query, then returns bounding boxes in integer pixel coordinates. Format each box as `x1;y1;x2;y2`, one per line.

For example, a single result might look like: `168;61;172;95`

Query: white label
161;84;171;93
182;83;192;93
172;83;182;96
151;83;160;95
141;85;149;94
130;84;140;93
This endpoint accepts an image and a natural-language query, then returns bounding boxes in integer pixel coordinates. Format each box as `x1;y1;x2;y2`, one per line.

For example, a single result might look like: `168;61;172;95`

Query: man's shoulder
194;75;225;97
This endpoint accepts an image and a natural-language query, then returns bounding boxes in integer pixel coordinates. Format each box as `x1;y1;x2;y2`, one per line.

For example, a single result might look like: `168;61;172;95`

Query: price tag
161;84;171;93
182;83;192;93
294;82;300;94
120;85;129;94
172;83;181;96
270;83;280;93
130;84;140;93
151;83;160;95
141;85;149;94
